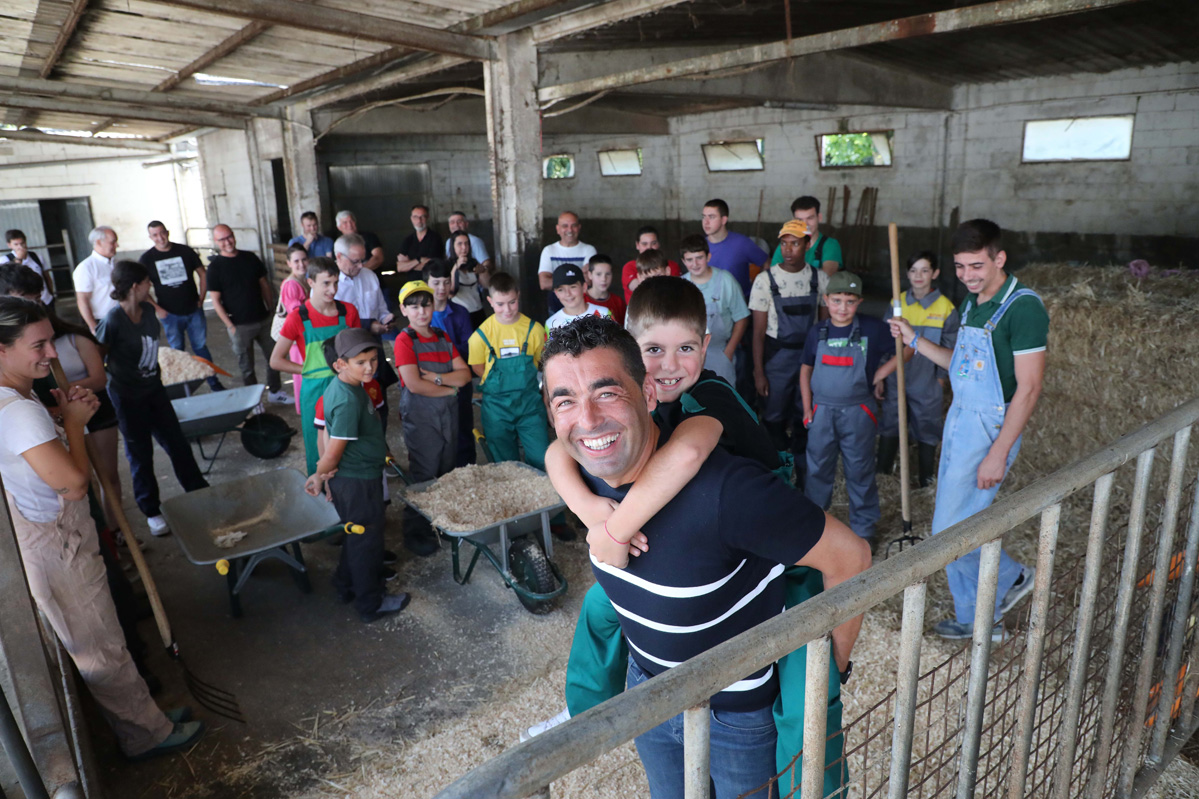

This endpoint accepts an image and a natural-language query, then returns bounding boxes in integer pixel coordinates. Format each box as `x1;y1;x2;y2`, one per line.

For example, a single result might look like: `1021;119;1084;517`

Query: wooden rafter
153;20;270;93
40;0;90;79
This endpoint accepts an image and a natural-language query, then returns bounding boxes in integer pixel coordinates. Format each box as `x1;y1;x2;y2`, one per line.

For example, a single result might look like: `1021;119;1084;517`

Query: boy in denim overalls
889;219;1048;641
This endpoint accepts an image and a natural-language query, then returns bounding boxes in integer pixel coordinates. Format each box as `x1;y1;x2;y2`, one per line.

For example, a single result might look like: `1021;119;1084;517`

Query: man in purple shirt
703;198;769;300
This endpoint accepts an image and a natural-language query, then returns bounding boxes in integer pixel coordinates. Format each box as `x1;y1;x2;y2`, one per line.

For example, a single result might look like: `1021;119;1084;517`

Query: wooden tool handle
887;224;911;527
50;360;173;649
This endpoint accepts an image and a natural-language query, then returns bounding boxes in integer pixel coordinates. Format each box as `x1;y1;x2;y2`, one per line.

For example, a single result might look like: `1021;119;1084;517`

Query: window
818;131;893;168
543;154;575;179
1022;116;1134;162
598;148;643;177
701;139;764;172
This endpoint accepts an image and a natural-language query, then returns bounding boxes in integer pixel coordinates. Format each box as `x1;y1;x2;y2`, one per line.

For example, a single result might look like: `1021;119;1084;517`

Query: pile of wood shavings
158;347;215;385
214;531;247;548
404;462;561;532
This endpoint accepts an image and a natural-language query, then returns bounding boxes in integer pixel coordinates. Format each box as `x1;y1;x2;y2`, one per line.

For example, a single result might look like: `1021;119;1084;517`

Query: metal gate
435;397;1199;799
326;163;431;261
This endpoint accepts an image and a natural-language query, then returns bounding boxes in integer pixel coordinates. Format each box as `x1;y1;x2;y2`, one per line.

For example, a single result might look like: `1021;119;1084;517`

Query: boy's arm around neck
795;512;872;671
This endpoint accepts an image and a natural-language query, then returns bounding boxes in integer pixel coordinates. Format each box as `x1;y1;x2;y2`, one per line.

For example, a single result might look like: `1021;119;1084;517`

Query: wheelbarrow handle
51;359;175;652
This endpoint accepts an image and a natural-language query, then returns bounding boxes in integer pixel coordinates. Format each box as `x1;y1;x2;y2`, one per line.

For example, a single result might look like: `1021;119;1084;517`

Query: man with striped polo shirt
542;316;870;798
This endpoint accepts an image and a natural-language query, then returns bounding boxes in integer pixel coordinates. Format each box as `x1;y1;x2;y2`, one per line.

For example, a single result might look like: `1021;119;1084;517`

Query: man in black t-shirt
394;205;443;281
206;225;284;400
139;221;223;390
541;316;870;799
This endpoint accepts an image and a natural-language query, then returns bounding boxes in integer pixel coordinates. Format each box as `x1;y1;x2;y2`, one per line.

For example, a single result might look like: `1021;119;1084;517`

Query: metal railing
434;396;1199;799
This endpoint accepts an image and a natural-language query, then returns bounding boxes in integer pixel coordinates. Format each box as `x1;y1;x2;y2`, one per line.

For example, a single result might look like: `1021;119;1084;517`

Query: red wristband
604;520;624;545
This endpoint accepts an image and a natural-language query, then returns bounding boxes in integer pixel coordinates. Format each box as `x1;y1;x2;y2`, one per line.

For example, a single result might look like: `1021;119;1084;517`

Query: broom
51;359;245;723
884;224;921;557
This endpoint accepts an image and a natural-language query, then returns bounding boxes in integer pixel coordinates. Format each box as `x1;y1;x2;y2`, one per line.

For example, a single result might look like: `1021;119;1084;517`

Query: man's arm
365;247;384;272
395;253;422;273
978;351;1045;490
195;264;208;307
538;270;553;291
889;318;952;370
259;275;274;310
76;292;97;333
209;290;235;332
751;309;769;396
269;335;301;375
725;318;747;361
795;513;872;671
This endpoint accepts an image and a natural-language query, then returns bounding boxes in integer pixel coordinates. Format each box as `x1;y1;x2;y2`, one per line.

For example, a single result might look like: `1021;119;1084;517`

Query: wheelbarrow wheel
507;536;558;615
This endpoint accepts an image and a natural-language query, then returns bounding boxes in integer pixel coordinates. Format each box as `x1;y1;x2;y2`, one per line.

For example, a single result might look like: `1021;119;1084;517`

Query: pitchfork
51;360;245;723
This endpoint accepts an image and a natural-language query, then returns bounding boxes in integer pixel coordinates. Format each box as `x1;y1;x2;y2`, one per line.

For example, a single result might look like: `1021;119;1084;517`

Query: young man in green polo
888;219;1048;641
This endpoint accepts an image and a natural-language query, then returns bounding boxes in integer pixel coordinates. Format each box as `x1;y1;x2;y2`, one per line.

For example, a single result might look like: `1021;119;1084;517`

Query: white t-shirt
538;242;597;275
747;265;829;339
0;389;64;523
73;252;118;322
546;303;612;330
334;268;389;322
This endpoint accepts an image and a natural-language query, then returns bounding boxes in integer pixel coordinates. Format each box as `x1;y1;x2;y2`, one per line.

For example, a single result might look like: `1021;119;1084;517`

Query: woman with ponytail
96;261;207;536
0;296;203;759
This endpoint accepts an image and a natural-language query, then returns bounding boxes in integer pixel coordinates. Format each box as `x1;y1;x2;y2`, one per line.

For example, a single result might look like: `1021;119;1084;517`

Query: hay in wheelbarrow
404;462;562;533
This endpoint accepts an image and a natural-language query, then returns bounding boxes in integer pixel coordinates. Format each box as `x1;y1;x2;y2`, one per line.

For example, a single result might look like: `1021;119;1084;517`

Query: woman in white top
0;297;203;760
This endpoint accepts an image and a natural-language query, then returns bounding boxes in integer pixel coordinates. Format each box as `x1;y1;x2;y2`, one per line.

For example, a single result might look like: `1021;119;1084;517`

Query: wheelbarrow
161;468;354;617
171;385;295;473
396;462;569;614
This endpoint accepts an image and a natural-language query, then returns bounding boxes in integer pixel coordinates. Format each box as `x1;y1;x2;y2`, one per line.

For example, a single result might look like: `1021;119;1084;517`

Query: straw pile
405;462;561;532
158;346;215;385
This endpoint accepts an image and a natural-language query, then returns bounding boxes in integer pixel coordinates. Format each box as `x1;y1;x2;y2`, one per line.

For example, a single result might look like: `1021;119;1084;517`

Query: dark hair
0;296;48;348
587;254;614;270
402;289;433;307
307;255;339;282
907;250;939;272
703;199;729;218
635;248;668;275
411;204;430;214
424;259;453;281
951;219;1003;257
109;260;149;301
301;211;318;223
449;231;472;249
4;229;25;244
679;234;709;256
635;226;659;240
450;210;467;219
626;276;706;340
791;196;820;214
542;315;646;387
287;244;308;259
489;272;518;295
147;220;167;231
0;264;45;299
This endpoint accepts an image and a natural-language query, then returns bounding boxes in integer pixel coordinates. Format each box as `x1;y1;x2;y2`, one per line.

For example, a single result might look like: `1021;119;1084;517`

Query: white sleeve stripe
608;564;785;633
591;555;747;597
1012;346;1046;356
626;638;774;692
329;435;358;440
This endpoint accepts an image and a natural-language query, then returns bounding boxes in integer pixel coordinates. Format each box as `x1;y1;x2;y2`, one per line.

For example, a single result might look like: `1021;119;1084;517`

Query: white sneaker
267;390;291;405
147;515;171;537
520;707;570;742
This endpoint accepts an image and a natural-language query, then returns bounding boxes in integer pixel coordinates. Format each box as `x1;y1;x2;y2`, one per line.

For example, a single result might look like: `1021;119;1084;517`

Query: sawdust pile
214;531;247;548
158;346;215;385
405;462;562;532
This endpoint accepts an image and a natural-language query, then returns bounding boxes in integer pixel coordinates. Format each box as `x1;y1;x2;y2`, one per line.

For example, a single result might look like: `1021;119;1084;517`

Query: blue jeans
161;308;220;387
628;658;778;799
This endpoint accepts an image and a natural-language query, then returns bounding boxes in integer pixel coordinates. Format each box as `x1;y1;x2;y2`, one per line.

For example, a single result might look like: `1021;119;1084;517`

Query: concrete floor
71;309;591;798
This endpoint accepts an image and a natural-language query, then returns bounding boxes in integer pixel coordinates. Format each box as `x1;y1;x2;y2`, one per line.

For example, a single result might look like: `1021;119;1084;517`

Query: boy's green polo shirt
324;377;387;479
769;233;843;270
959;274;1049;403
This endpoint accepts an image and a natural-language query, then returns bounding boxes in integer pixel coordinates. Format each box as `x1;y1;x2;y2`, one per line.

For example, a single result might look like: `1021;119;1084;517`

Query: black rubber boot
877;436;900;475
918;442;938;487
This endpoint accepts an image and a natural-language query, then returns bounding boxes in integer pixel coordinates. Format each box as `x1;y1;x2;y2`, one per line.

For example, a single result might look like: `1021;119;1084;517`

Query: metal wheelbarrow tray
171;384;265;473
161;468;343;617
398;462;569;614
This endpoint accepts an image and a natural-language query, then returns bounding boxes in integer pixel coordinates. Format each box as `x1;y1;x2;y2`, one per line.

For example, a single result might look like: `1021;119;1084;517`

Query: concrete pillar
243;119;275;271
484;30;543;302
282;104;322;237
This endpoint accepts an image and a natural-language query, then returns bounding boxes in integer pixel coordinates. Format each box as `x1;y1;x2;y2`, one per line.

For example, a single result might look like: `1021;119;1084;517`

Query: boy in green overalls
466;272;549;469
270;256;361;474
534;281;848;797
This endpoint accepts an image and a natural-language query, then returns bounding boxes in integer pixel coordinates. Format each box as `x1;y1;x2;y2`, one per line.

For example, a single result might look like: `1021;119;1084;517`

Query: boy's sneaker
521;708;571;742
147;515;171;537
380;566;397;582
998;566;1036;617
382;549;398;565
267;390;292;405
360;592;410;623
164;707;193;724
933;619;1006;644
127;721;205;761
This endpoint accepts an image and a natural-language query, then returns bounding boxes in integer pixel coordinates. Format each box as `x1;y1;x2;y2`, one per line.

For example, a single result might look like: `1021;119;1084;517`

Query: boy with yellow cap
749;219;829;487
393;280;472;556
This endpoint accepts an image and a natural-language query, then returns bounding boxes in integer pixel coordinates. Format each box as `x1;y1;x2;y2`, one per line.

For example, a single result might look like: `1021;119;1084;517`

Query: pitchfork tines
171;642;245;723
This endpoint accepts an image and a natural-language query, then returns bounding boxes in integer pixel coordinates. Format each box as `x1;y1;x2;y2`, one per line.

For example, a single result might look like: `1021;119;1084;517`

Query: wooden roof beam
538;0;1149;103
153;20;270;93
39;0;90;79
0;75;281;120
0;94;248;129
531;0;692;44
0;129;169;152
144;0;492;60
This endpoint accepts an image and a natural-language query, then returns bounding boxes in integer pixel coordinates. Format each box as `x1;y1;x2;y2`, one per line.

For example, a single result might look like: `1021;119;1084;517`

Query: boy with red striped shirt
392;281;472;556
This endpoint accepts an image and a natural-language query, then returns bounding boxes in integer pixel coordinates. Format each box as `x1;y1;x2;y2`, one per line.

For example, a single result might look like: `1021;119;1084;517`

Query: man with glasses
206;224;286;402
394;205;443;279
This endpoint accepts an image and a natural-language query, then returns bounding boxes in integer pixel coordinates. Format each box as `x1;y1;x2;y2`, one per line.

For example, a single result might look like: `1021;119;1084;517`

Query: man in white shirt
538;212;597;315
73;226;119;333
443;211;493;271
545;264;611;332
3;229;53;305
333;234;393;335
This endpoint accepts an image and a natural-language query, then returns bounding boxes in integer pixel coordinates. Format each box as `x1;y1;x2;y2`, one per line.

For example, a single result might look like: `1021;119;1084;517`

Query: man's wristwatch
434;375;443;386
839;660;853;685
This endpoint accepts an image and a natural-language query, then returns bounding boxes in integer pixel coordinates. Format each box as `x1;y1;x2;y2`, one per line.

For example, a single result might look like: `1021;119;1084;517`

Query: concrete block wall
197;128;262;253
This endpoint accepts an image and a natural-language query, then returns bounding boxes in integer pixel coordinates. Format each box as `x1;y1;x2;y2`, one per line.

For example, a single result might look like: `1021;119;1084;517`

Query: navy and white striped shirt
582;441;826;711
